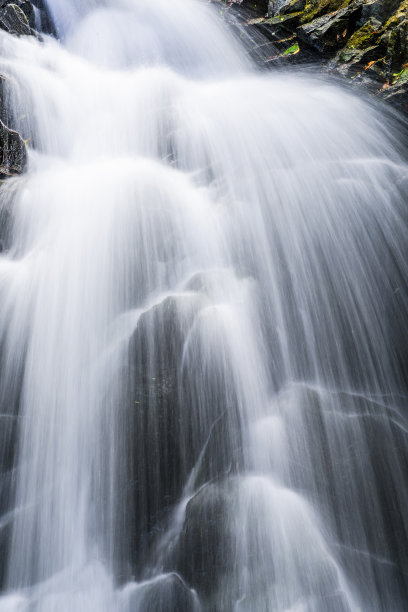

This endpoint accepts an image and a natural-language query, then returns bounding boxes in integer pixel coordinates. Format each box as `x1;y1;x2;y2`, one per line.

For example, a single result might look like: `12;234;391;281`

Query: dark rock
281;0;307;13
176;480;237;606
329;0;408;98
245;0;269;12
333;17;383;74
0;119;27;178
300;0;355;23
361;0;403;24
126;573;200;612
0;3;31;36
264;11;304;27
245;0;408;111
381;2;408;74
268;0;306;16
380;79;408;113
116;294;243;580
18;2;35;28
297;0;366;52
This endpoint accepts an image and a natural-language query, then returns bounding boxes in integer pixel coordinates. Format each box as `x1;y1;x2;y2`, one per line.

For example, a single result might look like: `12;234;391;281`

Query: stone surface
126;573;200;612
175;481;237;606
0;3;31;36
117;293;242;579
0;119;27;178
242;0;408;111
297;0;366;51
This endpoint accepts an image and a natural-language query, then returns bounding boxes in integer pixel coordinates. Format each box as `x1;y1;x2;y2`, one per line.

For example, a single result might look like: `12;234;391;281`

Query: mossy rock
300;0;354;24
345;16;382;49
297;0;367;51
268;0;306;15
0;3;31;35
333;17;384;71
383;0;408;27
0;119;27;178
258;0;408;108
264;10;303;26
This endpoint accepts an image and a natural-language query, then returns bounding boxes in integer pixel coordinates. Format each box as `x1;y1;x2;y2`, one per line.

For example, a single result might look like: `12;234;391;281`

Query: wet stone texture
0;120;26;178
237;0;408;112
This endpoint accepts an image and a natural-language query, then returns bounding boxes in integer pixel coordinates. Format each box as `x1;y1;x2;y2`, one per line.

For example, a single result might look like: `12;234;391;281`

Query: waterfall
0;0;407;610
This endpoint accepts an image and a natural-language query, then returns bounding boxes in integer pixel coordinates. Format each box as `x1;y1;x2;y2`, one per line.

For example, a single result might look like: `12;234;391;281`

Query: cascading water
0;0;407;610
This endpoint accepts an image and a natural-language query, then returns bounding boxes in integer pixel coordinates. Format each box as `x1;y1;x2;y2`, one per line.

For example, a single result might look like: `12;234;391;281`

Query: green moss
264;11;303;25
384;0;408;28
392;65;408;82
300;0;352;24
8;4;29;26
283;41;300;53
345;18;382;49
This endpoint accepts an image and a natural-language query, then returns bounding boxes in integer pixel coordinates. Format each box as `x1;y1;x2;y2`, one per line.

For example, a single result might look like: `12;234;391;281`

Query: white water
0;0;407;610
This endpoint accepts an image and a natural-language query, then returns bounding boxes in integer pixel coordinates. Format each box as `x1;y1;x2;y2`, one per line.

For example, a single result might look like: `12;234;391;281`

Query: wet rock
119;294;243;579
297;0;366;52
268;0;306;16
264;11;304;27
300;0;354;23
328;0;408;99
0;119;27;178
281;0;307;13
381;1;408;74
0;3;31;35
361;0;402;24
17;2;35;28
125;573;200;612
379;79;408;113
21;0;56;35
176;480;237;606
245;0;408;110
333;17;383;74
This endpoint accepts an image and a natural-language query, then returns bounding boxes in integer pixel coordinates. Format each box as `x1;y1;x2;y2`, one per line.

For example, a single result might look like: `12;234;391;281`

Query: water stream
0;0;407;610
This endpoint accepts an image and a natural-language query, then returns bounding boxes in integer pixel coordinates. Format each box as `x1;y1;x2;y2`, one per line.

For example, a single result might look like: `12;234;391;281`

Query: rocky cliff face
0;2;37;181
242;0;408;111
0;2;54;183
0;0;407;181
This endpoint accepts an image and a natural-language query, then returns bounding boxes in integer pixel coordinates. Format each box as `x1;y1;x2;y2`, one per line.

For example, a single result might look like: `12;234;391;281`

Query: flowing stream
0;0;407;610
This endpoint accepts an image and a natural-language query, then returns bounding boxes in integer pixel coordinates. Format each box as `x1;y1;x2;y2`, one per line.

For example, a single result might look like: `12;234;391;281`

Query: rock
118;294;243;579
264;11;304;27
18;2;35;28
379;79;408;113
280;0;307;13
330;0;408;92
0;119;27;178
21;0;56;35
248;0;408;111
297;0;367;52
0;3;31;36
300;0;354;23
175;481;237;606
125;573;200;612
381;0;408;74
268;0;306;16
333;17;383;73
361;0;402;24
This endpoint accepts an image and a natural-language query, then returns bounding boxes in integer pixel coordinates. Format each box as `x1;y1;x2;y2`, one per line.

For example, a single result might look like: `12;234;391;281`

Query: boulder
0;3;31;35
251;0;408;109
125;573;200;612
330;0;408;95
297;0;367;52
268;0;306;16
333;17;383;74
0;119;27;178
175;480;237;605
118;294;243;579
361;0;403;24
